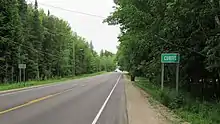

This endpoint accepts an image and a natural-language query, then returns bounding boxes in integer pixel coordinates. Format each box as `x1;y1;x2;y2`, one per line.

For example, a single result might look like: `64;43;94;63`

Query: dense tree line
106;0;220;99
0;0;115;83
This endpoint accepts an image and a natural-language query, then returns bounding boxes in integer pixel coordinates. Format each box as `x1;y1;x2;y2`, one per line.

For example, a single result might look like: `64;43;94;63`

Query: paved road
0;72;127;124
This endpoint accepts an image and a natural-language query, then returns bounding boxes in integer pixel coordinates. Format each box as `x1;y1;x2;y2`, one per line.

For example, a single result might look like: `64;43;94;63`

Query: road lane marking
0;95;53;115
0;84;78;115
81;84;87;87
92;74;122;124
0;83;69;96
0;73;109;96
0;73;107;96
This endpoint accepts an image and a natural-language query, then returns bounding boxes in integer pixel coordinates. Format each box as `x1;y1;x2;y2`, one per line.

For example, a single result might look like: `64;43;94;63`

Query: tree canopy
106;0;220;99
0;0;116;83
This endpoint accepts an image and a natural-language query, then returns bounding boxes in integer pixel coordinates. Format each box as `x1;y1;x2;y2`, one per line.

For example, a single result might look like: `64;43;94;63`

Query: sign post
19;68;21;82
18;64;26;82
23;67;26;82
176;63;179;92
161;63;164;90
161;53;180;93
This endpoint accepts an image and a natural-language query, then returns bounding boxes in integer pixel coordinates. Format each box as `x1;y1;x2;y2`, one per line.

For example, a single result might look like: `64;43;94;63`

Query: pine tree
18;0;28;67
0;0;24;82
0;0;115;83
29;0;43;79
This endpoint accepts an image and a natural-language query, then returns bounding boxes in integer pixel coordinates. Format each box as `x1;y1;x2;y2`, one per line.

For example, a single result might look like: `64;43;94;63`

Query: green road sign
161;53;180;63
161;53;180;93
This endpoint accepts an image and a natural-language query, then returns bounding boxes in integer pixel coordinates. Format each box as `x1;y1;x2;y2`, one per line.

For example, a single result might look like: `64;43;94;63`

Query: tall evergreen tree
0;0;23;82
28;0;43;79
0;0;116;83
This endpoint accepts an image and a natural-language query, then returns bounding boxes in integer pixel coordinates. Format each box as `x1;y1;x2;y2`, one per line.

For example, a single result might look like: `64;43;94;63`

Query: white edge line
0;74;105;96
91;74;122;124
0;73;108;96
0;82;74;97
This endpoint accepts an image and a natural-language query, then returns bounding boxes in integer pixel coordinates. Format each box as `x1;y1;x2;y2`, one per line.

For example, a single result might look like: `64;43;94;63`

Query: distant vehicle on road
114;69;122;72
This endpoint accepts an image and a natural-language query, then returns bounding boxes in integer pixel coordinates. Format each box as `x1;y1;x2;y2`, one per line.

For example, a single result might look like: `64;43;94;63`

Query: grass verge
134;77;220;124
0;71;106;91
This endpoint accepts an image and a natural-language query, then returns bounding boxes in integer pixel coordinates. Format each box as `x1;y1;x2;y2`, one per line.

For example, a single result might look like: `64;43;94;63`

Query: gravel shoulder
125;77;172;124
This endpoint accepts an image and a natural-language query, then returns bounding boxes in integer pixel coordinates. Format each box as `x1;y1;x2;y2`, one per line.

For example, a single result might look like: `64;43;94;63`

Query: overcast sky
28;0;120;53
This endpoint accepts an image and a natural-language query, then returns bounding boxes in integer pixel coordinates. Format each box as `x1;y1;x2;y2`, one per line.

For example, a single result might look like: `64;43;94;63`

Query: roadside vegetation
135;77;220;124
106;0;220;124
1;1;116;84
0;71;106;91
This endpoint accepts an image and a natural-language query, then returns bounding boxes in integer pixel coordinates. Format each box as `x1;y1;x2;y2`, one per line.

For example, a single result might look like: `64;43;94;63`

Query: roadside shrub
159;90;171;106
210;108;220;124
169;93;185;109
159;89;185;109
135;77;220;124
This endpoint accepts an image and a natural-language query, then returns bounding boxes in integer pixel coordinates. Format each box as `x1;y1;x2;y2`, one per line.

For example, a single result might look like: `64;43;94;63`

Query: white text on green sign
161;53;180;63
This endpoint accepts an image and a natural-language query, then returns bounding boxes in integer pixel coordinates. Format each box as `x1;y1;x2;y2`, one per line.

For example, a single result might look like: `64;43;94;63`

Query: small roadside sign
161;53;180;63
18;64;26;82
18;64;26;69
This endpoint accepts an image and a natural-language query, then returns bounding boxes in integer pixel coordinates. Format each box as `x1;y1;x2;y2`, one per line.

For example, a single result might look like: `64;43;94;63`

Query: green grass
134;77;220;124
0;71;106;91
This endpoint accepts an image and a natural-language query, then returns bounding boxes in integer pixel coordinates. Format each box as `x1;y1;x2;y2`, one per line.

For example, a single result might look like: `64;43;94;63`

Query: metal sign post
161;53;180;93
161;63;164;90
176;63;180;92
23;68;26;82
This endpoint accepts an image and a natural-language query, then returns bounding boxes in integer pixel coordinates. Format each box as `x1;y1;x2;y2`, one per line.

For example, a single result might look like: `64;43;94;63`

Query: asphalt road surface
0;72;127;124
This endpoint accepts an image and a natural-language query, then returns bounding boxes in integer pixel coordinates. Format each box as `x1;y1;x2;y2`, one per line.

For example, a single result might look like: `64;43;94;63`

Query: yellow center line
0;88;75;115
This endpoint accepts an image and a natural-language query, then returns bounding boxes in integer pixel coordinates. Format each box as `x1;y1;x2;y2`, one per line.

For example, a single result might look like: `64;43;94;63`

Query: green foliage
159;90;185;109
106;0;220;98
135;77;220;124
0;71;106;91
0;0;23;82
99;50;116;72
0;0;116;83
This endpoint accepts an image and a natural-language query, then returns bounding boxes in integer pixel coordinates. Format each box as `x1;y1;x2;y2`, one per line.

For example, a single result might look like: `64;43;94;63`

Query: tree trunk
131;75;135;81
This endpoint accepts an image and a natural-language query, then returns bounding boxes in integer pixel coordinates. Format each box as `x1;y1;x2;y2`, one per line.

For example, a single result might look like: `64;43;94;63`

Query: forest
106;0;220;123
107;0;220;100
0;0;116;83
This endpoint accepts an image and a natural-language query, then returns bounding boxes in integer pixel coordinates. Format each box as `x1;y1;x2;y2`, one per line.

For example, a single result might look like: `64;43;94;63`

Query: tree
0;0;24;82
105;0;220;99
89;41;94;51
0;1;115;83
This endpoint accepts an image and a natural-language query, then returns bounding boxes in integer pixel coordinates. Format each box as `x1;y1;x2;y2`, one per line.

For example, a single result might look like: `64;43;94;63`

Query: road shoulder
125;76;172;124
0;72;106;94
